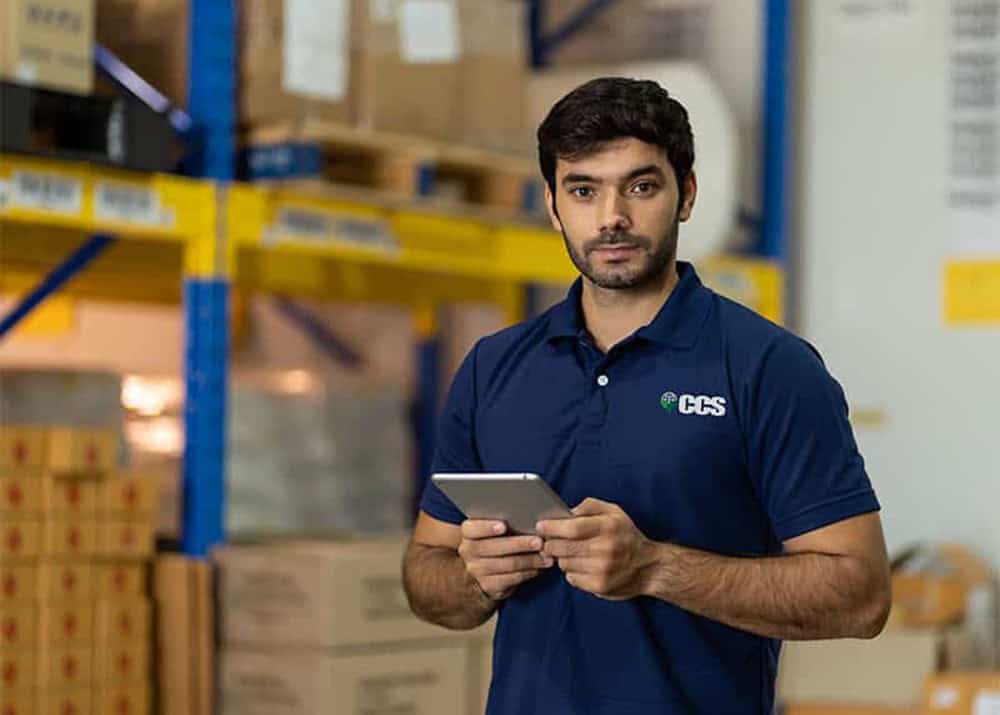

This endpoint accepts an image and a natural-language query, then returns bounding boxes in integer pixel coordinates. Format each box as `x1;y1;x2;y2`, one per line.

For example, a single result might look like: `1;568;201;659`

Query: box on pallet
37;645;92;690
0;0;95;94
94;640;150;685
94;687;150;715
221;643;470;715
38;559;95;601
215;537;461;648
0;563;37;600
96;562;147;600
39;602;93;645
95;598;152;642
38;690;92;715
43;517;97;558
0;521;41;561
0;427;48;469
47;427;119;475
0;649;35;691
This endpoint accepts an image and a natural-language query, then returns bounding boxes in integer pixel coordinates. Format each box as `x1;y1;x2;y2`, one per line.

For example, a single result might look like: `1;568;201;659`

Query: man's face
545;137;697;290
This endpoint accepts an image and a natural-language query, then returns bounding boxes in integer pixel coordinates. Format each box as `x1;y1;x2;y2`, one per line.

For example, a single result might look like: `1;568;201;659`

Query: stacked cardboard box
0;426;158;715
95;0;528;148
215;537;495;715
0;0;95;94
777;545;998;713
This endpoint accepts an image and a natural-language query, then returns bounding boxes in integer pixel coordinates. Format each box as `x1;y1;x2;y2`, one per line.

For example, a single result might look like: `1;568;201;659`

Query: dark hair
537;77;695;208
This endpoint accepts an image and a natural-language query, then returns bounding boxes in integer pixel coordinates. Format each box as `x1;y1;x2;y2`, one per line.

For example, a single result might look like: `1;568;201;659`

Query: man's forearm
640;542;890;640
403;542;498;630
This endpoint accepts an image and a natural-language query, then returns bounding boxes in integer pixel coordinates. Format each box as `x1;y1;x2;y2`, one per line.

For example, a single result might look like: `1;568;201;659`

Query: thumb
572;497;615;517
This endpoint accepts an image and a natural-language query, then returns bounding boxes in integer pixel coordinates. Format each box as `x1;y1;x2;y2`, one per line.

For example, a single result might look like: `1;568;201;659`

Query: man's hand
537;498;658;601
458;520;554;601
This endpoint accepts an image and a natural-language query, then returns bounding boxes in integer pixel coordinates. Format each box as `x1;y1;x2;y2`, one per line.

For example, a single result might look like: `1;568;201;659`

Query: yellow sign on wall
943;261;1000;326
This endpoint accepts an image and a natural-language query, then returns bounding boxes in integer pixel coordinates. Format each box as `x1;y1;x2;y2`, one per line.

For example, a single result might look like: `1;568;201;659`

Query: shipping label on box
0;427;48;469
37;560;94;602
43;519;97;557
39;604;93;646
0;564;37;602
97;522;153;559
925;672;1000;713
0;650;35;691
0;521;42;561
95;563;146;599
47;476;99;516
38;646;92;690
0;474;45;515
0;606;38;650
95;599;151;643
47;428;118;475
221;643;469;715
99;476;158;516
217;539;455;648
94;641;149;685
37;688;92;715
94;686;149;715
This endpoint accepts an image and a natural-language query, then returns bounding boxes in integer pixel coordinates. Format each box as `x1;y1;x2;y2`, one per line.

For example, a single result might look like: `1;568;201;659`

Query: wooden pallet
242;121;542;216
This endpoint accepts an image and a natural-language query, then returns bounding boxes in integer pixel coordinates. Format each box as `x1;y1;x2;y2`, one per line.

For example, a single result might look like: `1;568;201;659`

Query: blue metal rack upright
181;0;236;556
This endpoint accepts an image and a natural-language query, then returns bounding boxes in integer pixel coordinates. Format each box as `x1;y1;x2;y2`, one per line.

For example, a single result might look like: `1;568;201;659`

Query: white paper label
400;0;459;63
833;0;926;41
932;686;961;708
11;171;82;215
14;63;38;82
974;692;1000;715
95;181;173;227
283;0;350;100
269;207;399;253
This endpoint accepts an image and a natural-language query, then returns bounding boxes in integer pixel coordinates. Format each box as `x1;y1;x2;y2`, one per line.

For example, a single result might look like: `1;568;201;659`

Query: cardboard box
37;646;92;690
354;0;462;140
37;560;94;601
0;564;37;601
892;573;967;627
95;562;146;599
46;428;118;475
46;476;99;516
93;641;149;685
154;555;213;715
98;475;158;516
0;0;94;94
37;689;91;715
39;604;93;646
0;474;45;515
778;627;977;708
93;686;149;715
238;0;356;125
0;649;35;691
456;0;530;154
96;521;154;559
475;638;494;715
215;538;460;648
0;692;34;715
0;606;38;650
782;707;919;714
0;521;42;561
96;0;188;106
924;672;1000;713
43;518;97;557
0;427;48;469
95;599;151;642
220;643;469;715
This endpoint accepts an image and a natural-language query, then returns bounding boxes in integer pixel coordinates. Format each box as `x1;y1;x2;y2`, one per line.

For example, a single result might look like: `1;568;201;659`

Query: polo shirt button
596;374;609;387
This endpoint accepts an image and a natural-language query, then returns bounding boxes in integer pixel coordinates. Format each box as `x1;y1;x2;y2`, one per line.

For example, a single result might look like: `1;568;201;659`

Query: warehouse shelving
0;0;794;558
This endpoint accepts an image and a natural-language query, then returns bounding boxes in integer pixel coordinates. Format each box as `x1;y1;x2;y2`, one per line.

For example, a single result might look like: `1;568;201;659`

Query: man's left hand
536;498;659;601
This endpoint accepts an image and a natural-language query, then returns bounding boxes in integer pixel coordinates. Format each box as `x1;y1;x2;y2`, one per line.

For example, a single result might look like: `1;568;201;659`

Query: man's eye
632;182;657;195
570;187;594;199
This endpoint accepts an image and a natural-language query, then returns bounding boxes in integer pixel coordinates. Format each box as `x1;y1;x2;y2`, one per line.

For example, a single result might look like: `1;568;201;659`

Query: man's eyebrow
560;164;667;187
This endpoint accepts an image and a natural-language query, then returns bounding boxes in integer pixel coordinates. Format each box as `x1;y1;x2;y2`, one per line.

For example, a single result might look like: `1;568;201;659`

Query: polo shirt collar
545;261;713;350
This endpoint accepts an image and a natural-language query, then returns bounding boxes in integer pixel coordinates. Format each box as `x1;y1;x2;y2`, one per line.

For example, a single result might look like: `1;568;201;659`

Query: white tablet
431;472;573;535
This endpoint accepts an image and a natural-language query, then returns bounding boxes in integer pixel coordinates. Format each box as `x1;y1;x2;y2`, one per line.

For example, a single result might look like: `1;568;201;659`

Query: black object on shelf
0;82;176;172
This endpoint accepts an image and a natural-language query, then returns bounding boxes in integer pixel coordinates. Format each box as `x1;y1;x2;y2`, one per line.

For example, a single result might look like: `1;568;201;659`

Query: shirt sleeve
746;335;880;541
418;340;484;524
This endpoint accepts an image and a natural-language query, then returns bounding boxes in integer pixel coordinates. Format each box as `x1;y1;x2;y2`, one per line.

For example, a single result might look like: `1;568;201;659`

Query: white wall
797;0;1000;569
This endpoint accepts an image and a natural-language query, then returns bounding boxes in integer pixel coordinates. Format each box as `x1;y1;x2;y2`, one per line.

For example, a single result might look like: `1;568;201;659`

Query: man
403;77;891;714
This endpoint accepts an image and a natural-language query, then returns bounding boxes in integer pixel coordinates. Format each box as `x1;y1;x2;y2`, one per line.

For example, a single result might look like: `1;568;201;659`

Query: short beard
563;217;678;290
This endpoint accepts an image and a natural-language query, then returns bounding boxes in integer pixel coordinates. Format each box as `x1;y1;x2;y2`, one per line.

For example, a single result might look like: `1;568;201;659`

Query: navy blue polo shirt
419;262;879;714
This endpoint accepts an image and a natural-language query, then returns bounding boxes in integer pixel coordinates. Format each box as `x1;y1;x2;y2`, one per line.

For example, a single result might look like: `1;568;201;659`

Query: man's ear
678;170;698;223
544;184;563;233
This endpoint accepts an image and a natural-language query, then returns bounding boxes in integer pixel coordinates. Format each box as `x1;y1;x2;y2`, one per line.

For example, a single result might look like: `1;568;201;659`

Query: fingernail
493;523;504;534
531;538;543;550
542;556;554;567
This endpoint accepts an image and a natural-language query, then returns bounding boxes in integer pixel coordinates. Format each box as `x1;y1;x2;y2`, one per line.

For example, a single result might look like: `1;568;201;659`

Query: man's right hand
458;520;554;601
